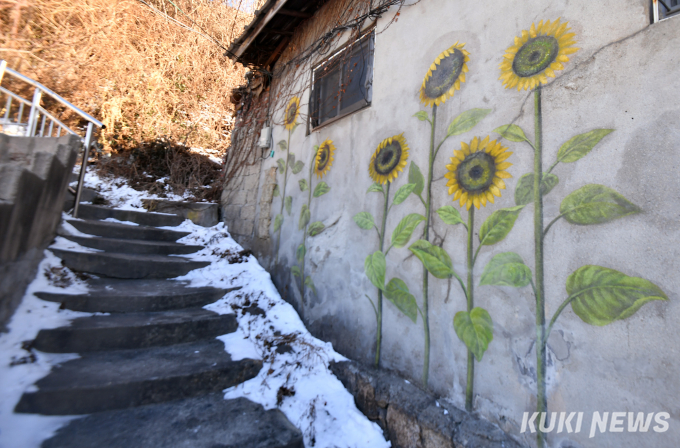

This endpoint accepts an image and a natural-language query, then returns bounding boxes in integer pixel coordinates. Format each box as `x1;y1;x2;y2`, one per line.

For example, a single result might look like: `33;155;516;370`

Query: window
309;31;374;130
656;0;680;20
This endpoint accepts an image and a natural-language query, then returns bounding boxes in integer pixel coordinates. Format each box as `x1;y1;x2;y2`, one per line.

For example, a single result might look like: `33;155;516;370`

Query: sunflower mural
291;140;335;315
273;96;305;264
491;19;667;448
354;134;427;368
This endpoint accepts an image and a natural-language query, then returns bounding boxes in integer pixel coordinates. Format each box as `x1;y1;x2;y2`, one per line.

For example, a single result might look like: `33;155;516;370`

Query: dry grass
1;0;264;153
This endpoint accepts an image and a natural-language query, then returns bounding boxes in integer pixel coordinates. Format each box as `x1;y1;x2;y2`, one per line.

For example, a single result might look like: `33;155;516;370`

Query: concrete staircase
14;202;303;447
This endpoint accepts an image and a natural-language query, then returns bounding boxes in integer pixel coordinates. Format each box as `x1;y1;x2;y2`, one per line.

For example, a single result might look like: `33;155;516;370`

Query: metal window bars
654;0;680;22
0;60;105;218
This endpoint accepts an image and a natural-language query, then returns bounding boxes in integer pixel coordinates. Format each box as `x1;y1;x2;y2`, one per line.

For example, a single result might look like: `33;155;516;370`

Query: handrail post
73;122;94;218
27;87;42;137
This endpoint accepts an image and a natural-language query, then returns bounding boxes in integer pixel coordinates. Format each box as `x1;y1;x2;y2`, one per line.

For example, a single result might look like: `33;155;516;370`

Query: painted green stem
300;151;315;314
375;182;390;367
275;129;291;264
546;292;580;340
465;206;475;412
533;87;548;448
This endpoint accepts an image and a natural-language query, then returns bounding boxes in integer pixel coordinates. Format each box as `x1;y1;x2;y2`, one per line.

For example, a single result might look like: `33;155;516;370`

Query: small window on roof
309;31;374;130
657;0;680;20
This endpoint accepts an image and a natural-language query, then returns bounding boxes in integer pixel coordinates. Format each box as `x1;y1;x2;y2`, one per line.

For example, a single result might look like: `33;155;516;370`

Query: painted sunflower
284;96;300;130
445;136;512;210
314;139;335;179
369;134;409;185
499;18;579;91
420;42;470;107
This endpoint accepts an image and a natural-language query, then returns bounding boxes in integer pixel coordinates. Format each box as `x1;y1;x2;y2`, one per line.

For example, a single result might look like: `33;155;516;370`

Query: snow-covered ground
0;168;390;448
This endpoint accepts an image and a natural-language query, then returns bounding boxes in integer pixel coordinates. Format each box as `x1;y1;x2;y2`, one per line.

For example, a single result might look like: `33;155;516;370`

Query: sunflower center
423;49;465;99
512;36;559;78
374;141;402;176
317;145;329;171
285;104;297;125
456;152;496;192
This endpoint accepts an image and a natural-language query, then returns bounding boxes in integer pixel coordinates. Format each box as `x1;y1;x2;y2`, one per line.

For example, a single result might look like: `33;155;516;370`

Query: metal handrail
0;60;105;218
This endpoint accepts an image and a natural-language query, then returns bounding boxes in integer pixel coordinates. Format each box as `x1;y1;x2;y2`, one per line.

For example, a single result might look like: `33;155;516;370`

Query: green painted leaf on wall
353;212;375;230
514;173;559;206
392;183;416;205
296;243;306;265
480;252;532;288
277;140;287;151
291;122;302;134
560;184;640;225
291;265;301;278
274;214;283;232
292;160;305;174
308;221;325;236
384;278;418;323
409;240;453;279
557;129;614;164
566;265;668;326
367;183;384;194
408;162;425;197
364;251;386;291
273;184;280;197
313;182;330;198
447;108;492;137
391;213;426;249
276;158;286;173
299;179;308;192
453;308;493;361
299;204;310;230
493;124;529;142
285;196;292;216
304;276;316;294
479;205;525;246
436;205;465;226
413;111;430;122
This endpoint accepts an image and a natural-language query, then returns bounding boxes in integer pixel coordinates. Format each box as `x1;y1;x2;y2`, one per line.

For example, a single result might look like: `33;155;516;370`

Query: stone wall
0;134;80;330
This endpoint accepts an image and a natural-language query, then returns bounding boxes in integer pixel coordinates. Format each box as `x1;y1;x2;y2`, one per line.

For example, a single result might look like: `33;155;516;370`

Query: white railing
0;60;105;218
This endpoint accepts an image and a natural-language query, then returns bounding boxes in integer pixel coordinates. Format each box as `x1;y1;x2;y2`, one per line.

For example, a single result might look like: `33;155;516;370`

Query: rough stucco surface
227;1;680;446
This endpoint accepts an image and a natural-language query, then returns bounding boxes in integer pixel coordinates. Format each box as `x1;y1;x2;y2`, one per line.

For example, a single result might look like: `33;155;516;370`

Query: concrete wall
0;134;80;330
227;1;680;446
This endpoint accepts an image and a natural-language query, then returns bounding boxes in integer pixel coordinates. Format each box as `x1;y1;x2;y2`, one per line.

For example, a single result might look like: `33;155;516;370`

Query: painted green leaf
566;265;668;326
291;122;302;134
413;111;430;122
480;252;532;288
391;213;426;249
479;205;525;246
353;212;375;230
384;278;418;323
273;184;280;197
304;276;316;294
313;182;330;198
557;129;614;164
277;140;287;151
560;184;640;225
408;162;425;197
493;124;529;142
273;214;283;232
447;108;492;137
296;243;306;265
364;251;386;291
285;196;292;216
392;183;416;206
308;221;325;236
453;308;494;361
276;158;286;173
436;205;464;226
514;173;559;206
298;204;310;230
291;265;302;278
367;182;384;194
409;240;453;279
292;160;305;175
299;179;308;192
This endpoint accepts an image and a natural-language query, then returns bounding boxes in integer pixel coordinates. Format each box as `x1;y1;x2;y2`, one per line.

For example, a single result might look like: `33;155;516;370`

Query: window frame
307;30;375;132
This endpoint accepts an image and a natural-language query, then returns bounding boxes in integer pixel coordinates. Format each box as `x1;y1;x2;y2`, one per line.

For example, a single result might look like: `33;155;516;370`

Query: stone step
15;340;261;415
41;395;303;447
76;203;185;227
35;279;236;313
32;308;237;353
59;233;203;255
51;248;210;279
66;219;189;242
